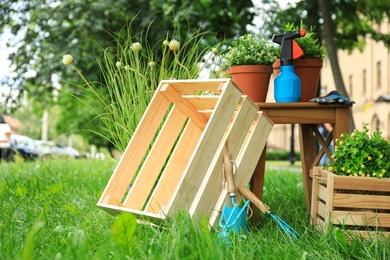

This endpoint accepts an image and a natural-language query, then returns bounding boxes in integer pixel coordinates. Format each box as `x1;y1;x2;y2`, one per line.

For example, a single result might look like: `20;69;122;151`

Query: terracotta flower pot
273;58;323;102
229;65;273;102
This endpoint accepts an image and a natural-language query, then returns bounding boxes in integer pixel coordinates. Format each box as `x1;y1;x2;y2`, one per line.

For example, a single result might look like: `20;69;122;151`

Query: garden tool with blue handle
218;154;250;243
237;185;300;239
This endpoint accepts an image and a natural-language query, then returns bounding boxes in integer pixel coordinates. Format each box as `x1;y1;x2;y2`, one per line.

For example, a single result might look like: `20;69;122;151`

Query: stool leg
299;124;315;211
250;146;267;219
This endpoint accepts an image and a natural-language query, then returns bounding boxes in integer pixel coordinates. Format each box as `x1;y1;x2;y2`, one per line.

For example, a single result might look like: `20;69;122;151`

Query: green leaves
331;123;390;178
224;34;277;66
111;212;137;254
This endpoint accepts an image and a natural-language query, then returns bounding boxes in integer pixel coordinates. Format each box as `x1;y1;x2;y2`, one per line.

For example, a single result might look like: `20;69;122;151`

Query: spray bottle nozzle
272;29;306;66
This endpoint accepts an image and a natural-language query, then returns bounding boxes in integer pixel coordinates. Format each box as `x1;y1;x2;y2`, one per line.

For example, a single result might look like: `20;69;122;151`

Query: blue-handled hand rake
237;185;300;239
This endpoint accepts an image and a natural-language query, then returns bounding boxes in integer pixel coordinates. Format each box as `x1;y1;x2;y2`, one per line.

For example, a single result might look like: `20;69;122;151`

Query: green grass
1;159;389;259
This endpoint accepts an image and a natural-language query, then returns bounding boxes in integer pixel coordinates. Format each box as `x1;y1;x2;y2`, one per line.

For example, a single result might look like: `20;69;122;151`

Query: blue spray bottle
272;30;306;102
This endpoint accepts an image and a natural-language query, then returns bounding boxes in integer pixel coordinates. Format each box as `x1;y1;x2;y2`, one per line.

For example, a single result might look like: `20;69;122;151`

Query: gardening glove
309;90;355;104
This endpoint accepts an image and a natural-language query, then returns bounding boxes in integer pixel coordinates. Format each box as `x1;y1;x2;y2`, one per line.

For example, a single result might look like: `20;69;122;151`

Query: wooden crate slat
189;97;260;219
123;106;188;209
316;200;328;221
208;112;273;227
332;210;390;227
333;193;390;210
318;183;328;202
145;120;203;214
162;79;229;95
99;204;166;220
347;230;390;239
184;96;219;110
160;83;208;129
333;175;390;192
167;81;242;213
98;92;171;205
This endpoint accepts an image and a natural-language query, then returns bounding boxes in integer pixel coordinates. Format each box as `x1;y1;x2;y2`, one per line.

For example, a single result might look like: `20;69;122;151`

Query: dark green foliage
266;150;301;161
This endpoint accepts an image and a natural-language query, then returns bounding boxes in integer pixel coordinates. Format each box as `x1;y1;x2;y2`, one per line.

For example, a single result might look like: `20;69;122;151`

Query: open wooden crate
97;79;273;227
311;167;390;238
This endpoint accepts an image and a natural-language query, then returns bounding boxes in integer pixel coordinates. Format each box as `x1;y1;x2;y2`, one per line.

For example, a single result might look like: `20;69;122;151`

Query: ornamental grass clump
329;124;390;178
63;24;223;151
224;34;277;66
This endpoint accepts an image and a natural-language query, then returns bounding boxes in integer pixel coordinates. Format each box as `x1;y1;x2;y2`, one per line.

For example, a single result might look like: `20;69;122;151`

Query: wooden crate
97;79;273;226
311;167;390;238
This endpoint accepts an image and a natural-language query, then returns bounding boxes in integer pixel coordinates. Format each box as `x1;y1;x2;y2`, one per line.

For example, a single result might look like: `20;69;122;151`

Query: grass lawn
1;159;389;259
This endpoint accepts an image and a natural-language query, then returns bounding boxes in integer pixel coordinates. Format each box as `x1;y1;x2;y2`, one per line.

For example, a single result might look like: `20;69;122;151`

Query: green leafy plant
223;34;277;66
280;21;327;60
329;123;390;178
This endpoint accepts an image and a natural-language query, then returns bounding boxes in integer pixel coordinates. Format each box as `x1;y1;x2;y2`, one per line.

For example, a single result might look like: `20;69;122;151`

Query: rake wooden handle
224;154;236;197
237;185;270;215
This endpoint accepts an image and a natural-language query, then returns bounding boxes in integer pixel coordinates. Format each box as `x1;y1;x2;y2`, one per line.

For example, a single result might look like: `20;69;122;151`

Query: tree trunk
318;0;355;131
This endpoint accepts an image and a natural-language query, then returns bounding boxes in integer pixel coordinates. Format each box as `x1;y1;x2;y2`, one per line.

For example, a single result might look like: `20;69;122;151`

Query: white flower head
169;39;180;52
163;39;170;46
116;61;122;68
131;42;142;52
63;54;74;65
148;61;156;67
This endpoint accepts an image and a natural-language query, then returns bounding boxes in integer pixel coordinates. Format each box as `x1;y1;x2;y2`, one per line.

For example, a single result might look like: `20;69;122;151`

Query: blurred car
52;144;80;158
33;140;55;159
34;140;80;159
10;134;38;160
0;116;13;161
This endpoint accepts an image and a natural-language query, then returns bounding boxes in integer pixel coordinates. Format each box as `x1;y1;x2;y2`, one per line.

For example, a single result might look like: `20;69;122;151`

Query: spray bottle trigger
292;40;304;60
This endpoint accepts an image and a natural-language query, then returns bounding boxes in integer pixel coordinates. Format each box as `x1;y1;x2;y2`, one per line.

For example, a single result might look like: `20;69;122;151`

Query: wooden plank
209;112;274;227
325;171;335;211
260;107;335;124
347;230;390;239
318;183;328;202
315;169;390;192
184;96;219;110
145;120;203;213
123;106;187;209
160;83;208;129
311;170;321;225
333;193;390;210
317;201;329;221
161;79;234;95
332;211;390;227
167;80;243;214
98;92;171;205
189;97;259;220
299;124;316;209
333;175;390;192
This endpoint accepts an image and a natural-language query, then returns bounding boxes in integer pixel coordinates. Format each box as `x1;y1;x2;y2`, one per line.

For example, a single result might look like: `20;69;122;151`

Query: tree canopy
0;0;255;149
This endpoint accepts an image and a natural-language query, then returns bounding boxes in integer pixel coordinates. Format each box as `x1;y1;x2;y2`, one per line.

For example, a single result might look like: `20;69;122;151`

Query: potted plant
311;124;390;237
224;34;277;102
273;22;327;102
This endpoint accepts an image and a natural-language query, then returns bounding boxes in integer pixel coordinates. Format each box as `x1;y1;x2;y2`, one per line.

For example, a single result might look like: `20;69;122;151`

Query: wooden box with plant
224;34;277;102
273;22;327;102
311;124;390;238
97;78;273;227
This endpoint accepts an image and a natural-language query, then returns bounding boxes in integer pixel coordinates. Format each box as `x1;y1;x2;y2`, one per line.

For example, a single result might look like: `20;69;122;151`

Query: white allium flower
148;61;156;67
169;39;180;52
116;61;122;68
212;47;218;53
131;42;142;52
63;54;74;65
